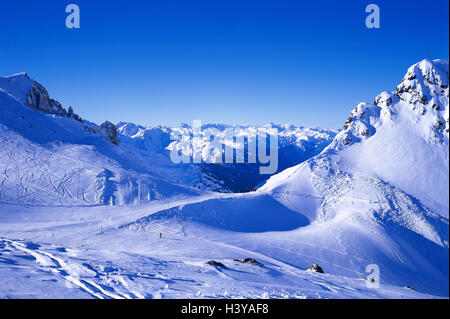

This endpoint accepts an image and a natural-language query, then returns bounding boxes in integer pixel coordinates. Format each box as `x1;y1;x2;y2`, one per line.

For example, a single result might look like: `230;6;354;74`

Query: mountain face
0;73;207;206
0;73;81;120
283;59;449;218
257;59;449;294
0;73;122;145
117;122;337;192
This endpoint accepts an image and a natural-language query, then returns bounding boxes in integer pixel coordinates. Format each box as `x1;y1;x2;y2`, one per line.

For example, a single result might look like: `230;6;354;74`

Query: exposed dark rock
68;106;74;117
306;264;324;273
342;135;352;146
358;110;366;119
434;120;444;131
206;260;227;268
432;104;440;111
26;82;68;117
361;129;370;137
233;258;264;267
343;116;353;130
100;121;119;145
419;95;428;105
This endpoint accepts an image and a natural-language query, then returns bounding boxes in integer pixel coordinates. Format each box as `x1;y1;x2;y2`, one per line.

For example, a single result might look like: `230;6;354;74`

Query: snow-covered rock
100;121;119;146
0;72;82;120
306;264;324;273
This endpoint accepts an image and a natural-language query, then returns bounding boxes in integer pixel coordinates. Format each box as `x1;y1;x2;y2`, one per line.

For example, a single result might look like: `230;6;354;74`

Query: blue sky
0;0;448;128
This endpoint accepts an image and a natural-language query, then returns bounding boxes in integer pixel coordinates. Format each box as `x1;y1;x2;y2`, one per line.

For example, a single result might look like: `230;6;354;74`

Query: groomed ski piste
0;59;448;299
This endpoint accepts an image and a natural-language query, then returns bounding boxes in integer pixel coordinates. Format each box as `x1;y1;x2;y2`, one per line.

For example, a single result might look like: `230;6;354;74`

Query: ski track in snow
0;237;135;299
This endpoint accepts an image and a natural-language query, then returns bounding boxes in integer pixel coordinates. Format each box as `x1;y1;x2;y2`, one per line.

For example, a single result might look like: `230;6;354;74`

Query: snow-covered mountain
119;59;448;296
0;72;334;204
0;59;448;299
117;122;336;162
254;60;449;295
117;122;337;191
0;73;208;206
264;59;449;217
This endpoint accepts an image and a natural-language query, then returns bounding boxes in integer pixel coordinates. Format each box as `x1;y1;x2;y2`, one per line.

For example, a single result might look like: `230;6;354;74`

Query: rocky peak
0;72;123;146
396;59;449;110
117;122;144;137
335;59;449;149
0;72;83;122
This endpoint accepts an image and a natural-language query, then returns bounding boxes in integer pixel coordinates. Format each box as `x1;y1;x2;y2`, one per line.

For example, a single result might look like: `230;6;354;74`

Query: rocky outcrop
2;72;122;146
24;76;83;123
306;264;324;273
333;59;449;149
100;121;119;145
233;258;264;267
68;106;82;122
206;260;227;268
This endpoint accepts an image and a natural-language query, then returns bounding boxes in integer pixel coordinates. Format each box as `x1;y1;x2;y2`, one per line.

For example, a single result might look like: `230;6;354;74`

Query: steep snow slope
0;73;207;205
264;59;449;217
257;59;449;295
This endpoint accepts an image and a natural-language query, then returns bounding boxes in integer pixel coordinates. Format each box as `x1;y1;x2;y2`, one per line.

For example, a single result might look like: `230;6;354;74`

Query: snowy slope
0;72;335;203
264;59;449;217
115;59;449;297
0;73;207;205
0;200;440;299
257;59;449;295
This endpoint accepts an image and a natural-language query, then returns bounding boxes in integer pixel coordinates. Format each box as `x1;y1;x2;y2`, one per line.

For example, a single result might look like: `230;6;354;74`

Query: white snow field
0;59;448;298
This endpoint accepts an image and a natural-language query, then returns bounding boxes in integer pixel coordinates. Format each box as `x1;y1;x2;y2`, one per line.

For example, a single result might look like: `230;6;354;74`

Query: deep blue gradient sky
1;0;448;128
